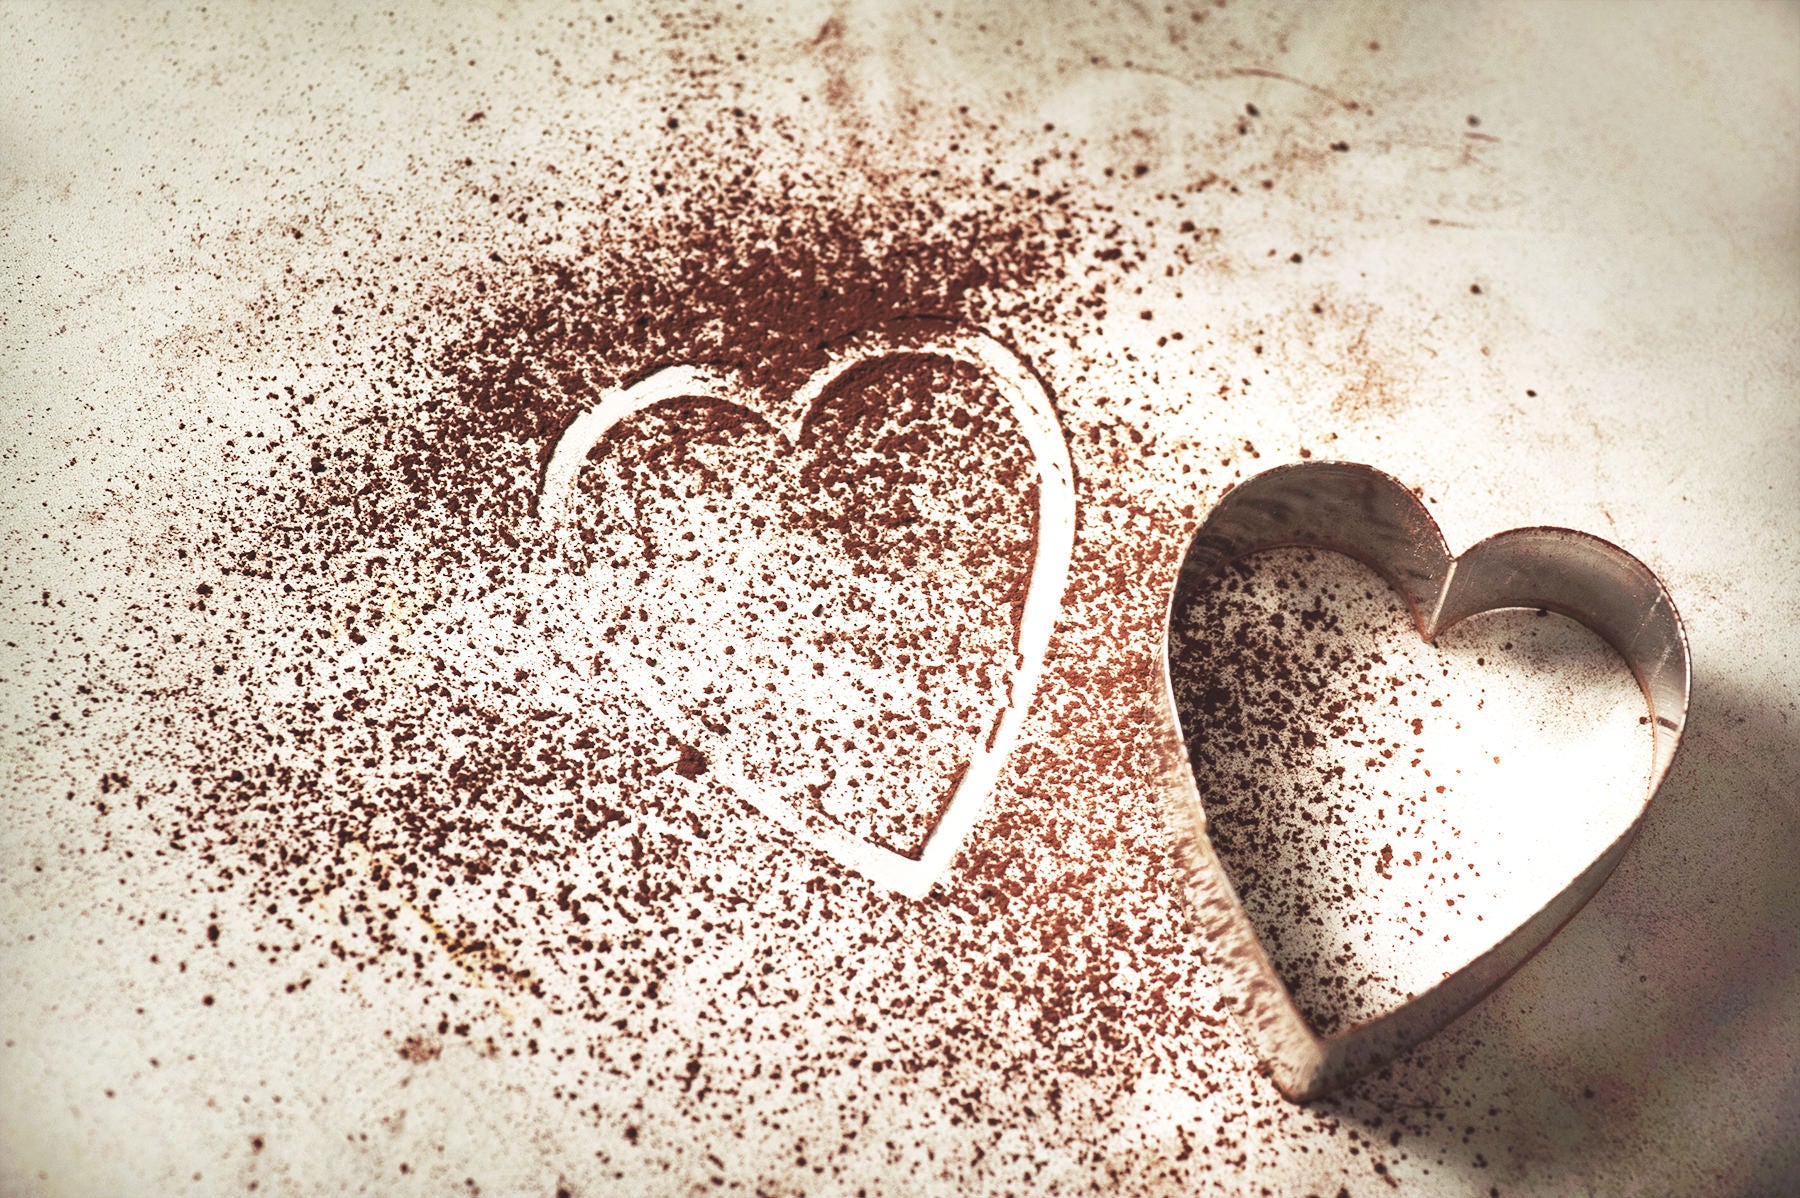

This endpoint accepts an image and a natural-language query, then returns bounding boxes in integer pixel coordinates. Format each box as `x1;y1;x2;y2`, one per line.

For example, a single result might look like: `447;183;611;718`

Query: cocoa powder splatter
5;24;1568;1192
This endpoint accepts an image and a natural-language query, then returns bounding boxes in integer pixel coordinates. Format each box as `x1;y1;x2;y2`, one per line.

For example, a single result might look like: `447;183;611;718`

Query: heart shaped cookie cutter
1152;461;1691;1101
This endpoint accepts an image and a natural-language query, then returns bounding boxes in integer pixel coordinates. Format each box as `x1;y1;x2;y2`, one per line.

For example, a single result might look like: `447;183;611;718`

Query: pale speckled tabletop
2;3;1796;1195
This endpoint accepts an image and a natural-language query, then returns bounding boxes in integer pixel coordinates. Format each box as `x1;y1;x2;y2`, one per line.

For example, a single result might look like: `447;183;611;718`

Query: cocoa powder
21;69;1523;1196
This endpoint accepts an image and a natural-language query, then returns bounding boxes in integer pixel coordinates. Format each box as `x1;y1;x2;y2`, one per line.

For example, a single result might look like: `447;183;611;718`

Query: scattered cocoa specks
7;25;1549;1192
398;1036;443;1064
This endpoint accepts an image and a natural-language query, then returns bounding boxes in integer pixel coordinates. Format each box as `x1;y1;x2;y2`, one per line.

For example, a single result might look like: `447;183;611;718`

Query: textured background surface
3;2;1796;1195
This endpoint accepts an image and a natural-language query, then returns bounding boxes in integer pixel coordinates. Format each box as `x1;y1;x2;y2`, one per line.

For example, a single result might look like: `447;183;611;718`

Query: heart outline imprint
1151;461;1691;1101
537;320;1074;900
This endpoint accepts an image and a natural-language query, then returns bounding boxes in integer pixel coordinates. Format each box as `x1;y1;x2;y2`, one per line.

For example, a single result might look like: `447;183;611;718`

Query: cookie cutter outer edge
1150;461;1692;1102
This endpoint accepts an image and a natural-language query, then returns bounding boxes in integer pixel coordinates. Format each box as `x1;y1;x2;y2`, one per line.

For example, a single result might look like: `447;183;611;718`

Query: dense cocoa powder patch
364;189;1077;571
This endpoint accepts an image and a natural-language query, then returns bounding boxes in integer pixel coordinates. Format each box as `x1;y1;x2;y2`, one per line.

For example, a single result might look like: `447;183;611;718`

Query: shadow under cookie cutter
1151;461;1691;1101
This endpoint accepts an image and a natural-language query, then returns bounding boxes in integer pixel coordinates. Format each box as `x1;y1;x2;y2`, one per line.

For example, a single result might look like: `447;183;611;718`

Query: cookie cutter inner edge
1151;460;1692;1102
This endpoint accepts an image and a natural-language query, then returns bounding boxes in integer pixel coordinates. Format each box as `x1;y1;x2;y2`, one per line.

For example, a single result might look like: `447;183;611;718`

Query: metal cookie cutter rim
1151;461;1692;1101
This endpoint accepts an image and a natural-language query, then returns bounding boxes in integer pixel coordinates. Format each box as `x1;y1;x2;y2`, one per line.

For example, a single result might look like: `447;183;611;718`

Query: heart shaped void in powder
537;321;1073;900
1151;462;1689;1101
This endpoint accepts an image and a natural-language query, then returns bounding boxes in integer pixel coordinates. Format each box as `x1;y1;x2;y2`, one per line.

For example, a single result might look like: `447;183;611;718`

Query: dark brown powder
17;60;1531;1193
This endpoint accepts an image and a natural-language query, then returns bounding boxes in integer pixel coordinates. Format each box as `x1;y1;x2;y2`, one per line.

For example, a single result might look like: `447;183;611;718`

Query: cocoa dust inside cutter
1150;461;1691;1101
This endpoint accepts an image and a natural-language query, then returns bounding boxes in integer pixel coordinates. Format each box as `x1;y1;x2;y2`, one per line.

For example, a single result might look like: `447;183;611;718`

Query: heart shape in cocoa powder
1152;462;1690;1100
537;321;1073;899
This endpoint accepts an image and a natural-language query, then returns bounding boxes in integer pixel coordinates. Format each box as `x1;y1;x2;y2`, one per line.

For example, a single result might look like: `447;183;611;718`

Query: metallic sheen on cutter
1152;461;1692;1101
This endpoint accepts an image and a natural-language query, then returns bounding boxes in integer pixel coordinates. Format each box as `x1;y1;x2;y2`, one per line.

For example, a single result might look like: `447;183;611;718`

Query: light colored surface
3;2;1797;1195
